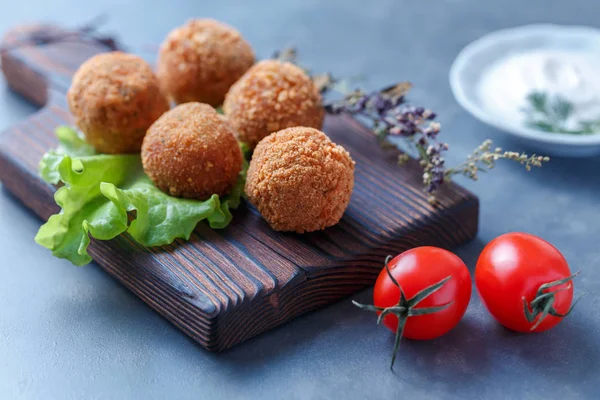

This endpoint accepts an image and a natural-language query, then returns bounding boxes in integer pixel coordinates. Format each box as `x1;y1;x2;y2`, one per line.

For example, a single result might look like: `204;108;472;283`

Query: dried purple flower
321;80;549;202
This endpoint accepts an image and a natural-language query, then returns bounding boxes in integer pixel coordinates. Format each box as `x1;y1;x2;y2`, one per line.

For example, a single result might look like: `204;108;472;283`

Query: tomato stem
523;271;581;331
352;256;453;370
390;314;408;369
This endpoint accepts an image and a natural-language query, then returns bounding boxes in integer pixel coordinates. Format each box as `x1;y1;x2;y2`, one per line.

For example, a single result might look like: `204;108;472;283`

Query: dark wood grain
0;24;479;351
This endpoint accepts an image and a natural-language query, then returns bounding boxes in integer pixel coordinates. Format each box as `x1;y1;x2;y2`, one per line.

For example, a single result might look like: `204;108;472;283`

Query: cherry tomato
372;247;472;340
354;247;472;368
475;232;577;333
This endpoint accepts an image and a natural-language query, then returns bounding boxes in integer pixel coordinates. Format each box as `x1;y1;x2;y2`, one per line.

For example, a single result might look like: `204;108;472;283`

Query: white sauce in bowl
478;50;600;131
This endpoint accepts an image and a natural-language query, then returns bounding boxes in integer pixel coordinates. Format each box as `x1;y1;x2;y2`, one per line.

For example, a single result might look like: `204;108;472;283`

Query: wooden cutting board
0;24;479;351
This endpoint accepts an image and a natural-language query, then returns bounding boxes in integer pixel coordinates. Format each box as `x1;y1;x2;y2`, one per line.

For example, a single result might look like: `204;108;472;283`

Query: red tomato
372;246;472;340
475;232;576;333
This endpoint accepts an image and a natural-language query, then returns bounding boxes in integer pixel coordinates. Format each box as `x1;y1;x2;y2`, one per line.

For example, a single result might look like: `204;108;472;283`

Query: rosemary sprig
523;91;600;135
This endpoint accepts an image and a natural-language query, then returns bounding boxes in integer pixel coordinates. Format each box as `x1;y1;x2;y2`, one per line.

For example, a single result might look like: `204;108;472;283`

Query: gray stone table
1;1;599;399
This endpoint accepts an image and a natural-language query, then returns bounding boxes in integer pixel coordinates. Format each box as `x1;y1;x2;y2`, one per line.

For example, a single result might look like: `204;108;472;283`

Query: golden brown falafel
157;19;255;107
67;51;169;154
245;127;354;233
141;102;242;200
223;60;324;149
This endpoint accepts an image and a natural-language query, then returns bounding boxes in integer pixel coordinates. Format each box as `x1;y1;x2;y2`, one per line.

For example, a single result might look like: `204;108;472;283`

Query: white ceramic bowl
450;24;600;157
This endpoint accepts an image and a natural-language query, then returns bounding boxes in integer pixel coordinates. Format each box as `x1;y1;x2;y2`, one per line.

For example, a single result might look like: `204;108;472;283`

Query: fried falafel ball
141;102;243;200
67;52;169;154
157;19;255;107
223;60;325;149
245;127;354;233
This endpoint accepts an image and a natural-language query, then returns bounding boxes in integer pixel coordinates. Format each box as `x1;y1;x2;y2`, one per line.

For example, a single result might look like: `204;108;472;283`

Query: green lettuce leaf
99;173;240;246
39;126;97;184
35;126;246;266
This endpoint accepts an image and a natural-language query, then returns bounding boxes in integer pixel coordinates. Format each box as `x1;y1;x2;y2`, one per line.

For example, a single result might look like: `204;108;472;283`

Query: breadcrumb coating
157;19;255;107
141;103;243;200
223;60;324;149
67;51;169;154
245;127;354;233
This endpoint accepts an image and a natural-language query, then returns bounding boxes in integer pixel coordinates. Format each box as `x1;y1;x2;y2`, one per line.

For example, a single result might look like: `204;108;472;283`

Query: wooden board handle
1;24;114;103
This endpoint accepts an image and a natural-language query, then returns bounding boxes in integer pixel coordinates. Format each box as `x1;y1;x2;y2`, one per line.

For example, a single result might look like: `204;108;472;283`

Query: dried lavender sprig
325;85;447;191
322;81;550;201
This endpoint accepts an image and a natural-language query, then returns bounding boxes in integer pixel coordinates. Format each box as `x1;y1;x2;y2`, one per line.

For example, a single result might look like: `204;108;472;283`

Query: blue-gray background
1;1;599;399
